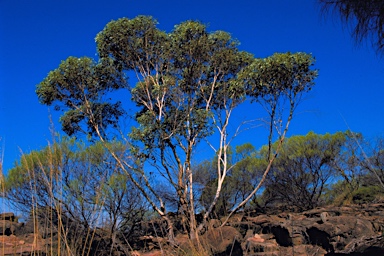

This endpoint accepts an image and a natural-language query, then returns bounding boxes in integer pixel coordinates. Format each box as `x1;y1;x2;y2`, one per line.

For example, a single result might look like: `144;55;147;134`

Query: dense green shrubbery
3;138;148;255
351;186;384;204
198;131;384;212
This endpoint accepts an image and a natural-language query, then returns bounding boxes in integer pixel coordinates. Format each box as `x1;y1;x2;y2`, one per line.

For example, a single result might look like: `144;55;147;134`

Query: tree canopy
34;15;317;242
36;57;126;137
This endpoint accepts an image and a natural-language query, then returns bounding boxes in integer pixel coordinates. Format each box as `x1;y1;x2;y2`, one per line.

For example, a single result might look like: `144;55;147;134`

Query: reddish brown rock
0;213;16;222
1;204;384;255
0;234;44;256
202;226;242;255
243;234;279;256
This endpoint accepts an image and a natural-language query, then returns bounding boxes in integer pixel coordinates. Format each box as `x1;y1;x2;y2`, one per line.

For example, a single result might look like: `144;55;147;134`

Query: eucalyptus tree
36;15;317;242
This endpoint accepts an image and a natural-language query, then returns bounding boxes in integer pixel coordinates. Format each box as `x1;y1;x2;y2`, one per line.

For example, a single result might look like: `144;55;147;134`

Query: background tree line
196;131;384;217
3;130;384;253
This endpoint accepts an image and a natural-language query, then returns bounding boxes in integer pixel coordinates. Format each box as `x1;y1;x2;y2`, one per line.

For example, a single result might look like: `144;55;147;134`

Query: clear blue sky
1;0;383;173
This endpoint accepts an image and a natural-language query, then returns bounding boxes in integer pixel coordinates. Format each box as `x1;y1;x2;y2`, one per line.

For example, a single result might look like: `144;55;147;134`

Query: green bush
351;186;383;204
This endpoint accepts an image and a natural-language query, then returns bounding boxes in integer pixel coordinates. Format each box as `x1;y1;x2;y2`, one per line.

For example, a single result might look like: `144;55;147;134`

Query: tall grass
3;141;107;255
22;142;102;255
2;136;157;255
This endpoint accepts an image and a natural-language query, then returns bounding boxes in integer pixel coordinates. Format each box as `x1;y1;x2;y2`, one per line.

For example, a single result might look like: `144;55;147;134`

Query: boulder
338;234;384;254
243;234;280;256
0;220;23;236
225;204;384;255
0;234;44;256
309;215;376;252
202;226;242;255
281;244;327;256
0;213;16;222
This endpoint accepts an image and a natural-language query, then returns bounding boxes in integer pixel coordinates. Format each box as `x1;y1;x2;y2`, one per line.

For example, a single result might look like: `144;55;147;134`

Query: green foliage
117;18;253;151
243;52;317;99
241;52;318;160
35;15;318;240
198;132;355;214
196;144;264;216
36;57;126;136
5;138;147;252
314;132;384;206
96;16;168;71
351;185;384;204
260;131;348;210
6;138;75;207
323;179;353;205
96;16;264;232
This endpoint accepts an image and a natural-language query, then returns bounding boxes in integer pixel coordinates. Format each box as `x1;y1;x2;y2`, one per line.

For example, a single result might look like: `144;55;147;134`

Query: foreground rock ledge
1;204;384;255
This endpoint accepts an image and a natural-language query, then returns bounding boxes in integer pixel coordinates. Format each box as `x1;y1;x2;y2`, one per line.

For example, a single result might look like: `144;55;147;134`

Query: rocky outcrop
0;212;45;255
224;204;384;255
134;204;384;255
1;204;384;255
202;226;243;255
0;212;23;236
